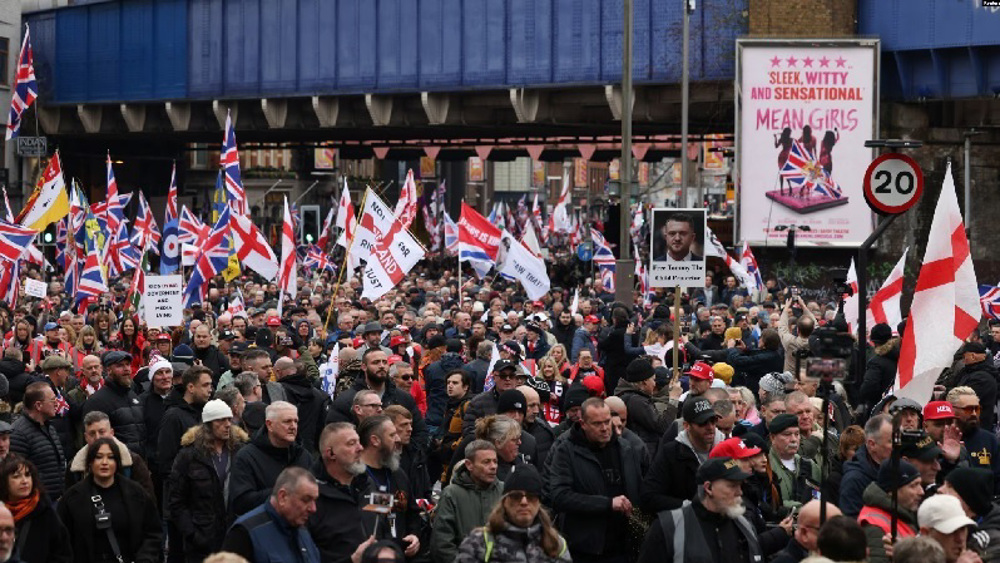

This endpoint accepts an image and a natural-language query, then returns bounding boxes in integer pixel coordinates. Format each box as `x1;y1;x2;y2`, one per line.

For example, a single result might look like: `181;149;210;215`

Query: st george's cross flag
867;249;908;334
277;196;297;315
230;211;279;281
361;206;426;301
393;169;418;230
895;164;980;405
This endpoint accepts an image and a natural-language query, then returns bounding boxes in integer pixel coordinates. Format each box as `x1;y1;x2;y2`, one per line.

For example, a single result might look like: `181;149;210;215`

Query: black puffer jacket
955;359;1000;431
859;338;900;412
168;424;249;563
228;426;313;517
280;373;330;454
424;352;465;429
156;394;203;478
550;319;577;352
0;357;29;405
613;379;670;460
81;377;147;457
462;388;501;439
193;344;231;384
10;413;67;499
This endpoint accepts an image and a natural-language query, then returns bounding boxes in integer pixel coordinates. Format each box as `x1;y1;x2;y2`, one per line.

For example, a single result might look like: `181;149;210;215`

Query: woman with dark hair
57;437;162;563
456;465;570;563
0;454;71;563
92;310;115;348
114;317;146;375
360;540;406;563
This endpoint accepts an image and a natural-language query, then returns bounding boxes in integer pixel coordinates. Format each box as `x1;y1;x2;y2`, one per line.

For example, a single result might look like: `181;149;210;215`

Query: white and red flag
361;206;426;301
896;164;980;404
317;207;335;249
551;175;572;233
230;211;279;281
843;259;860;335
458;202;501;278
867;249;908;334
393;169;418;230
277;196;298;314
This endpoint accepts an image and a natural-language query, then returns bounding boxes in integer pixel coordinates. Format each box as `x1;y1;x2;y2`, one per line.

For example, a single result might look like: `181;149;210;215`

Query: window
0;38;9;87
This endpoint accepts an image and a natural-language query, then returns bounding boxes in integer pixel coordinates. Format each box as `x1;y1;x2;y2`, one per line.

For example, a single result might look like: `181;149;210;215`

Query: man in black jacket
422;343;464;435
81;351;147;457
309;422;373;563
544;397;644;563
192;324;231;384
462;359;524;438
328;349;428;448
642;397;722;513
229;400;313;517
279;357;330;454
11;381;66;500
158;365;212;476
859;324;899;412
465;342;492;394
614;358;670;460
38;355;79;456
518;384;556;468
0;347;30;406
550;310;577;352
954;341;1000;431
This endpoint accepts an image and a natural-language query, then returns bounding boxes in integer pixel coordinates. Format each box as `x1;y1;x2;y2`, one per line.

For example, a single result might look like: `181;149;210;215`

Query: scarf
7;489;39;523
81;377;104;396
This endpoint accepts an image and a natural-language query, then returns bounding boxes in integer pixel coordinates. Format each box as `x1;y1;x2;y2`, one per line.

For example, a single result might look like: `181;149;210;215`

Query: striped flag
980;285;1000;321
6;25;37;140
182;205;232;308
0;220;37;263
130;192;161;254
221;110;247;215
165;161;178;225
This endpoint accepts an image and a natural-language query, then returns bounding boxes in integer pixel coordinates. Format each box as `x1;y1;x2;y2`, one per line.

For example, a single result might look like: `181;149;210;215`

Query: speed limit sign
863;153;924;214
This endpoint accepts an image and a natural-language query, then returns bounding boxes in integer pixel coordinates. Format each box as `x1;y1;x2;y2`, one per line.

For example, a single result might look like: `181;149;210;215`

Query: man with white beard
637;457;762;563
358;415;422;558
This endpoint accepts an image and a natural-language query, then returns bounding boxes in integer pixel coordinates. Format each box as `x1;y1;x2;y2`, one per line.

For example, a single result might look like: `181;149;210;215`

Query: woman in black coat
0;455;71;563
57;437;162;563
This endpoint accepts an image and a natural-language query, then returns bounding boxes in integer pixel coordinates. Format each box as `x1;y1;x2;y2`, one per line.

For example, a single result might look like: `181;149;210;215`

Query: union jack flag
0;258;18;306
130;192;161;253
0;220;37;262
77;201;108;304
183;205;232;307
443;212;459;255
6;25;36;140
165;161;178;225
299;244;336;274
980;285;1000;321
178;205;209;246
739;242;766;292
780;141;842;199
592;229;616;267
55;217;67;269
221;110;246;215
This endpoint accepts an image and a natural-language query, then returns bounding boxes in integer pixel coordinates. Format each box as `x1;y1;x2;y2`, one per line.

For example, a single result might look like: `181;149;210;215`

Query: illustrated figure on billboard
767;126;848;213
653;212;703;262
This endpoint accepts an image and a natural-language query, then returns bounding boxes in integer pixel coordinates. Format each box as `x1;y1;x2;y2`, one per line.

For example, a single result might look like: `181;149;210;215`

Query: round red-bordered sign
863;153;924;215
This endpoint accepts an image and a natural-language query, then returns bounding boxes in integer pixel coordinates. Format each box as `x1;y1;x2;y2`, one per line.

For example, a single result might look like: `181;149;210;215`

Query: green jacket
768;448;822;510
431;461;505;563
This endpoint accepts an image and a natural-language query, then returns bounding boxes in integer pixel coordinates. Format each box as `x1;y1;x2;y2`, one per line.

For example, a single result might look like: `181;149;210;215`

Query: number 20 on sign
863;153;924;215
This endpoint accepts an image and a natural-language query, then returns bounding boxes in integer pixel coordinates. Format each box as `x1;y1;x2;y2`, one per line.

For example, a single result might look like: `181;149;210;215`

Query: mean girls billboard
736;39;879;246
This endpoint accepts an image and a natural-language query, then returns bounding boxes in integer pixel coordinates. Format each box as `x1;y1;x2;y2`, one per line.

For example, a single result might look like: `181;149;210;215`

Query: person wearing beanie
168;398;249;562
858;460;924;563
553;387;590;437
614;358;672;459
713;362;735;386
940;467;1000;558
953;340;1000;431
859;323;901;412
495;389;539;467
455;463;570;563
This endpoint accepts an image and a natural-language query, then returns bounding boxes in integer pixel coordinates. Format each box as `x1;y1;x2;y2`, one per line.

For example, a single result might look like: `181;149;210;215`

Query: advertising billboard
736;39;879;246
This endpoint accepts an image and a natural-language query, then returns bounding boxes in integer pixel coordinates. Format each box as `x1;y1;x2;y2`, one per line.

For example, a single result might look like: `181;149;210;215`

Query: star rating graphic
802;56;813;67
770;56;781;67
836;56;847;67
786;56;798;67
819;56;830;67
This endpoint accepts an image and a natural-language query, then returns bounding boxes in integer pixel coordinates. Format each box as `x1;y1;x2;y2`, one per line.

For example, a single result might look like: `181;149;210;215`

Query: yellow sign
574;158;588;188
469;157;484;182
314;147;336;170
420;157;436;179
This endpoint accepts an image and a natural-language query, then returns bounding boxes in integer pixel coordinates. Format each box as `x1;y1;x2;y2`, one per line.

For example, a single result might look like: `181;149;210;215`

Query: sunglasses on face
958;405;981;415
398;375;413;381
496;372;520;381
507;491;539;503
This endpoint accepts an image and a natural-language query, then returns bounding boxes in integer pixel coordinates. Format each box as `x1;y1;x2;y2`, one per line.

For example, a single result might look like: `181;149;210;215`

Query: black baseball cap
696;457;751;483
900;431;942;462
683;397;717;425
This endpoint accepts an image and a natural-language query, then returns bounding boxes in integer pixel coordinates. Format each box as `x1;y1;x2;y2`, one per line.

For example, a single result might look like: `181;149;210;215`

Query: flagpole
324;187;370;331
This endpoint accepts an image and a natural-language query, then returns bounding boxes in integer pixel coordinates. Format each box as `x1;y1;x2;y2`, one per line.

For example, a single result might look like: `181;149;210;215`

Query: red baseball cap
352;337;365;348
709;437;762;460
685;361;714;381
581;374;606;397
266;316;282;327
387;354;404;365
389;335;407;348
924;401;956;421
532;301;545;308
584;315;600;324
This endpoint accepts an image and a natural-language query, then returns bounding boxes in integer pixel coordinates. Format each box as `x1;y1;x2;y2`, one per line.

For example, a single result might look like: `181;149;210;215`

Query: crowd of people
0;255;997;563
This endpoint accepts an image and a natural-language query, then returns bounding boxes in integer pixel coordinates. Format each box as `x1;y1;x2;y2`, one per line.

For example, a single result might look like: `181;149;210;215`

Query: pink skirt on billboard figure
767;126;848;214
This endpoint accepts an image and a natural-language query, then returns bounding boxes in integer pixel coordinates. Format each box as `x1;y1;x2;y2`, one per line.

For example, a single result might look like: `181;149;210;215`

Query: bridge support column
604;85;635;121
365;94;392;126
120;104;146;133
165;102;191;131
261;99;288;129
509;88;546;123
213;100;237;129
421;92;450;125
77;105;102;134
310;96;339;127
36;106;61;135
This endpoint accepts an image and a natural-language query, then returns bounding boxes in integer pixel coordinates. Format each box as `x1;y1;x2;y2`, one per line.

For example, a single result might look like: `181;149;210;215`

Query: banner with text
144;275;183;327
737;40;878;246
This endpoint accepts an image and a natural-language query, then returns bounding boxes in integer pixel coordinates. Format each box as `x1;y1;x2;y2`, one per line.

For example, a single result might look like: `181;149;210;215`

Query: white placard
736;39;878;246
23;279;47;299
144;275;183;328
649;208;707;288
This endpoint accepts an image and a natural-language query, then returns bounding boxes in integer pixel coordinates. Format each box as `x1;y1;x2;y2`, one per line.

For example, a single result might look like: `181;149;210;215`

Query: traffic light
300;205;320;245
40;222;57;246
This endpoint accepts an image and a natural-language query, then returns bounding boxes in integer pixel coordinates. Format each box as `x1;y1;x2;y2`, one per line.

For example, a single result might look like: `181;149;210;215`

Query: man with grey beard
637;457;762;563
309;422;374;563
358;415;422;558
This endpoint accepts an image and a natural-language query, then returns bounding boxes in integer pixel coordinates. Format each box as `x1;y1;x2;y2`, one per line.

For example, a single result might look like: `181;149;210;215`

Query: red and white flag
867;248;908;334
843;259;860;335
317;207;335;249
552;175;572;233
277;196;298;314
393;169;418;230
361;207;426;301
230;211;279;281
896;164;980;404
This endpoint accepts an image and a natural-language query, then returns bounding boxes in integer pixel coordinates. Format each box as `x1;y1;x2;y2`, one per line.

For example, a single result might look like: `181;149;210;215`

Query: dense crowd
0;255;997;563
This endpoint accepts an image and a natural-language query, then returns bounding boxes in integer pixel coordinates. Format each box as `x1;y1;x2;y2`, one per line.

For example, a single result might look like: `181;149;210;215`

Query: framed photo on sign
649;208;706;288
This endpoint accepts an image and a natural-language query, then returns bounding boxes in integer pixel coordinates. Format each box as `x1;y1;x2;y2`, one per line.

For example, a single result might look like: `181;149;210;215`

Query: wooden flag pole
324;187;371;331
